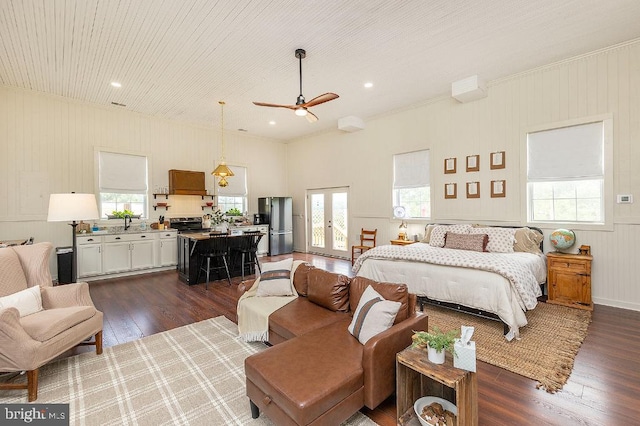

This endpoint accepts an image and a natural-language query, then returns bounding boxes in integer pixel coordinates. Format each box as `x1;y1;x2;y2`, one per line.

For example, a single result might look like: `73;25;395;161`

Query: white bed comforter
352;243;546;339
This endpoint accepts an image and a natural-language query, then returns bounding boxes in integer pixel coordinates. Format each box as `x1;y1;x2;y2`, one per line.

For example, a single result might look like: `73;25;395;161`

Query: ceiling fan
253;48;339;122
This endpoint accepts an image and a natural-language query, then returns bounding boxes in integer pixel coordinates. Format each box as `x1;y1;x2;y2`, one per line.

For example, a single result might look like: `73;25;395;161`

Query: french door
307;187;349;258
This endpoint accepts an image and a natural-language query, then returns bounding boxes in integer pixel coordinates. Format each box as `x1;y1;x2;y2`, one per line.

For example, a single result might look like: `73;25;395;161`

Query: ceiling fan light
295;107;307;117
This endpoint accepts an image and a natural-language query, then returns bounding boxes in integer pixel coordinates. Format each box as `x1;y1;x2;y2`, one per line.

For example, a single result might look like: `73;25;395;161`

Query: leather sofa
243;264;428;425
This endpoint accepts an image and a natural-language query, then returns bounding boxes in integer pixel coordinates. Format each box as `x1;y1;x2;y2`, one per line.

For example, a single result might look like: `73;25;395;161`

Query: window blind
393;150;430;189
527;122;604;180
99;151;148;193
217;166;247;196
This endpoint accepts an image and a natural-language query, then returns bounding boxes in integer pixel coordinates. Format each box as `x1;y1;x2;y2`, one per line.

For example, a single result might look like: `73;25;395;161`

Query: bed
352;224;546;340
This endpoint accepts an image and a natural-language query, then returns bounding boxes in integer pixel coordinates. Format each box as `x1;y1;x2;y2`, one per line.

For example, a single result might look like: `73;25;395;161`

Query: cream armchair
0;242;103;401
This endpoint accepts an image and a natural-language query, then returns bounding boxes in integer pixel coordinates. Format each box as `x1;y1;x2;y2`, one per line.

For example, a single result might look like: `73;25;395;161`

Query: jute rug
0;316;376;426
423;302;592;393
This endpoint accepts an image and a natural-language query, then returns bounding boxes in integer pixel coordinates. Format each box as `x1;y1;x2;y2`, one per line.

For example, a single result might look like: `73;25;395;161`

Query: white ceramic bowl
414;396;457;426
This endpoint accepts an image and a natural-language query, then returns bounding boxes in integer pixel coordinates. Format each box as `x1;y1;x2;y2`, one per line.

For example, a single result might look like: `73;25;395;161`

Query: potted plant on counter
411;327;458;364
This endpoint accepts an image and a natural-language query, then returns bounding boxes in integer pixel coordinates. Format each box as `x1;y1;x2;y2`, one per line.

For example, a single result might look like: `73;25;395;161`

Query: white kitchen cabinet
76;230;175;280
257;225;269;256
77;235;103;278
131;239;156;270
102;233;157;274
157;230;178;266
103;238;131;274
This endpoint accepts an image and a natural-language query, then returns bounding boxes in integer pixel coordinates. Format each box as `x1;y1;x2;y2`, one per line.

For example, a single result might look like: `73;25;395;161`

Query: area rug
423;302;591;393
0;316;376;426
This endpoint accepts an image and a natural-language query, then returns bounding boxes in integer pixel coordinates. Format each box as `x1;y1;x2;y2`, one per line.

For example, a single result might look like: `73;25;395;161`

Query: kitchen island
177;233;264;285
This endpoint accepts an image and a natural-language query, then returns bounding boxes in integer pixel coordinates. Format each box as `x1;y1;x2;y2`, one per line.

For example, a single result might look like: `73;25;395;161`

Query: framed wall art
491;180;506;198
444;157;457;174
466;155;480;172
466;181;480;198
444;183;457;199
490;151;506;169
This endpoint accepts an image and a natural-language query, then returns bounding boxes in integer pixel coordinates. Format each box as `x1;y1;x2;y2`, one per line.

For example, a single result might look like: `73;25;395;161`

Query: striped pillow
348;285;401;344
256;258;295;297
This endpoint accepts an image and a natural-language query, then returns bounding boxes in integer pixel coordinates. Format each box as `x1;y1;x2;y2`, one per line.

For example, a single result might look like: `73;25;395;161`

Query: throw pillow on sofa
348;285;401;344
256;258;295;297
0;286;43;317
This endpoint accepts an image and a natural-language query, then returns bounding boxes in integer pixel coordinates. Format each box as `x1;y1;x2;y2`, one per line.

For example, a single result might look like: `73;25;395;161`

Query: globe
549;229;576;250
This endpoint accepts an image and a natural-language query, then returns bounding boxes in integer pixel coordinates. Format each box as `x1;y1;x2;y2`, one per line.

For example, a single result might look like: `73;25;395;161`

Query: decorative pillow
0;286;43;317
444;232;488;252
470;227;516;253
421;224;437;243
348;285;401;345
256;258;295;297
429;224;472;248
514;227;544;254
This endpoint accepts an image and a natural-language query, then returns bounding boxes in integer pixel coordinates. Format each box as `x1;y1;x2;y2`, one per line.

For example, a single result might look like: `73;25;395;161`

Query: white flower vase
427;346;445;364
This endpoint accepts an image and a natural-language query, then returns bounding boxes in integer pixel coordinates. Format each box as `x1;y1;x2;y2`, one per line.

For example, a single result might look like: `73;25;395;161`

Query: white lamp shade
47;193;100;222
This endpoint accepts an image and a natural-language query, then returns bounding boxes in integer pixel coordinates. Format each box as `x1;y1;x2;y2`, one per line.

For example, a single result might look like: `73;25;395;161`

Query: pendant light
212;101;234;187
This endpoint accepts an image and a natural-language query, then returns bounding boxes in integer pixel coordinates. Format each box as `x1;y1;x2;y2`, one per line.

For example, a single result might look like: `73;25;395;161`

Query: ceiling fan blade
253;101;296;110
305;110;318;123
302;92;339;108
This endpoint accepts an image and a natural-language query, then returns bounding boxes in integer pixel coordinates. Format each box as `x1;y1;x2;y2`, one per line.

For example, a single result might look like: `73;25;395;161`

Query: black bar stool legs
196;234;231;289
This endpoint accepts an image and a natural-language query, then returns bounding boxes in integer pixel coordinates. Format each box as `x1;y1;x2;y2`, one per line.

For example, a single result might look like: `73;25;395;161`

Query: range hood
168;169;206;195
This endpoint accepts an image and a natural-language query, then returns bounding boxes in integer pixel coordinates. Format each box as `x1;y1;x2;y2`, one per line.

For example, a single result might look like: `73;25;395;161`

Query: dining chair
351;228;377;265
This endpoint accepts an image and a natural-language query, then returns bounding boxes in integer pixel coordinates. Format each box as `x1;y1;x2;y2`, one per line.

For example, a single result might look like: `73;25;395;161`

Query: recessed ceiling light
269;121;276;126
110;81;122;88
364;82;373;88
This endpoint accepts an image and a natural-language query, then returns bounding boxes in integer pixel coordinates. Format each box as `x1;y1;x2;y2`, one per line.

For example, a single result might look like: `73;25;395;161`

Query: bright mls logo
1;404;69;425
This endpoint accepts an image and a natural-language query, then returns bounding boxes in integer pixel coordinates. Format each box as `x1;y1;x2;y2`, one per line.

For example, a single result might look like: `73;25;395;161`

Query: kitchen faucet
124;214;132;231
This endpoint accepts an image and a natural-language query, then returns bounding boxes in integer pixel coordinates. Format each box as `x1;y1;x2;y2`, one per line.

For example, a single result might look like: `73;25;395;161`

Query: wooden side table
546;252;593;310
390;239;414;246
396;347;477;426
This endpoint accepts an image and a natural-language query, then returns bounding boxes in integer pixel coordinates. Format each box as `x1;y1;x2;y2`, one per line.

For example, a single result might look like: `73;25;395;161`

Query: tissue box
453;338;476;372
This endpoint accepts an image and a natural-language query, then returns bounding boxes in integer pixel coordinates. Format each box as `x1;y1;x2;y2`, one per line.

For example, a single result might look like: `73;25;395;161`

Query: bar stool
196;233;231;289
233;232;263;282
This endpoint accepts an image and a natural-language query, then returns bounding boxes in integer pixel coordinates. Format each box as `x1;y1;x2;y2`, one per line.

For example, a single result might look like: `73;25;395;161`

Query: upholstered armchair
0;242;103;401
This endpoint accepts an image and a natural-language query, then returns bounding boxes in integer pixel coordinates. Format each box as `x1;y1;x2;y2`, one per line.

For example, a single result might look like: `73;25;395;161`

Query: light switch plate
617;194;633;203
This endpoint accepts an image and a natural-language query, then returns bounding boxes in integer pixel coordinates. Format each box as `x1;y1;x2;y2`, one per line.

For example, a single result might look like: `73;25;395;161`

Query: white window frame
521;115;613;231
392;149;431;219
95;149;150;220
216;165;247;215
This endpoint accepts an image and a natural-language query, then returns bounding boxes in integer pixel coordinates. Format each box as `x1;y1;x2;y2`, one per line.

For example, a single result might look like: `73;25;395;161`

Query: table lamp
47;193;100;283
398;220;408;241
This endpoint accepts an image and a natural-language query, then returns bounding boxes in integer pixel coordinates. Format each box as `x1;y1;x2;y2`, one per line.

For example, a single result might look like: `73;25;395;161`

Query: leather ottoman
245;320;365;425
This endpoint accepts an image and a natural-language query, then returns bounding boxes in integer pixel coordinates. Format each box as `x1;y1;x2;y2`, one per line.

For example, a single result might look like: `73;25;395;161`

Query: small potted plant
411;327;458;364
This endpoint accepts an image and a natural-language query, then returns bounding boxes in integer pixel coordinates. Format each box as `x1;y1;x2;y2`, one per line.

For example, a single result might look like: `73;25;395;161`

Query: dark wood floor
80;253;639;426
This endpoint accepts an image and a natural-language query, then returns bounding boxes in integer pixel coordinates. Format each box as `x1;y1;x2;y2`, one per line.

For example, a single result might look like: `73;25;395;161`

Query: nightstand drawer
548;258;589;273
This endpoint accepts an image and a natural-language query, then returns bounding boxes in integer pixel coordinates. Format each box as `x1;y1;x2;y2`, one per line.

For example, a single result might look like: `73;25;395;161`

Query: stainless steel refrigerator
258;197;293;256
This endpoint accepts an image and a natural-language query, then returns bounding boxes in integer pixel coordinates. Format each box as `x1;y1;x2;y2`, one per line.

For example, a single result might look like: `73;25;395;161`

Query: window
98;151;148;218
217;165;247;215
393;150;430;218
526;119;611;225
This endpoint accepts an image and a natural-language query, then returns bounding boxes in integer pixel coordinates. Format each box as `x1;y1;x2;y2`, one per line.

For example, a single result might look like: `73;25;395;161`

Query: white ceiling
1;0;640;141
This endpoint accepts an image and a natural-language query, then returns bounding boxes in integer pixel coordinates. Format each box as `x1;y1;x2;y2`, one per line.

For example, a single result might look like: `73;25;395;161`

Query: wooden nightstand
391;239;414;246
546;252;593;310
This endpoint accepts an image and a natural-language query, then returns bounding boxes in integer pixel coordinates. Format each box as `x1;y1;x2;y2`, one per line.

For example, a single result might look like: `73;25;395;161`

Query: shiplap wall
0;86;288;272
287;40;640;311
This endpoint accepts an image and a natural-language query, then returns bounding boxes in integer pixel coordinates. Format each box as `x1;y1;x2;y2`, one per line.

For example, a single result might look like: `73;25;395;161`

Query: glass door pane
310;193;325;249
332;192;348;251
